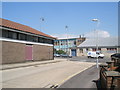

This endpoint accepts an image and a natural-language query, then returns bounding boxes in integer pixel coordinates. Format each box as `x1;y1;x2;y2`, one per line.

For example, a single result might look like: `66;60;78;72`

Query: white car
87;51;104;58
54;54;60;57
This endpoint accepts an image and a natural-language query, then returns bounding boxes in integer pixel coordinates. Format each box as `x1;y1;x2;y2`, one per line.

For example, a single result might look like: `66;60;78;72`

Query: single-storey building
0;18;55;64
71;37;119;57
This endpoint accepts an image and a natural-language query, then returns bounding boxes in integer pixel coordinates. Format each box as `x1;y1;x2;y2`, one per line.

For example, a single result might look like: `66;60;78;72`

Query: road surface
1;60;95;88
69;56;110;63
59;65;100;88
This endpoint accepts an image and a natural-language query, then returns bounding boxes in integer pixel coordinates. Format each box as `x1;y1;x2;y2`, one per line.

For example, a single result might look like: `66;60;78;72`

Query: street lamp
40;17;45;32
65;25;69;60
92;19;99;68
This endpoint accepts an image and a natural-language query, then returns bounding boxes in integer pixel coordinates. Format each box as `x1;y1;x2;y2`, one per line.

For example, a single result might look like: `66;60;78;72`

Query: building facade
77;37;119;57
54;37;85;56
0;18;55;64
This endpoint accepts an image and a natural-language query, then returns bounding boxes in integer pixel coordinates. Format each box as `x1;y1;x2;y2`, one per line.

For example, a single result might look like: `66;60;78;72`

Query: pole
65;26;69;60
96;20;99;68
92;19;99;68
40;17;44;32
96;30;99;68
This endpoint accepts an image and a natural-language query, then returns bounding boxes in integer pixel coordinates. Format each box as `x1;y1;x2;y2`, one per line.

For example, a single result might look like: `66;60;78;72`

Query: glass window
19;33;26;40
2;30;9;38
2;30;54;44
27;35;32;41
8;31;13;38
44;38;47;43
2;30;17;39
38;37;44;43
74;41;76;45
12;32;18;39
33;36;38;42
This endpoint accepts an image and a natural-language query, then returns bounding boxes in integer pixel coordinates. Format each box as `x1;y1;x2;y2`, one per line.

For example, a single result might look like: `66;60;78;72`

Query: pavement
0;58;67;70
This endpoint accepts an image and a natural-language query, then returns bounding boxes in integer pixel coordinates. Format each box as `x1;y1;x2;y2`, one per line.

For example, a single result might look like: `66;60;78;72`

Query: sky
2;2;118;39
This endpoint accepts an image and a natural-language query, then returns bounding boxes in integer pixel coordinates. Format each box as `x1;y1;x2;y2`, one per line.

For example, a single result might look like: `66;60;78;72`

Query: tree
57;50;66;54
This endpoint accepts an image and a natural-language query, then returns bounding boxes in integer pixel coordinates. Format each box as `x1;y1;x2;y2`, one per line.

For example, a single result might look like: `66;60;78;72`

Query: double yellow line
54;68;89;88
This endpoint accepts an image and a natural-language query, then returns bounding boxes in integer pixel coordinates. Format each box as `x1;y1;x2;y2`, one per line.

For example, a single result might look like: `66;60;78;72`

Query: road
58;56;110;88
69;56;110;63
1;60;95;88
1;56;110;88
59;65;100;88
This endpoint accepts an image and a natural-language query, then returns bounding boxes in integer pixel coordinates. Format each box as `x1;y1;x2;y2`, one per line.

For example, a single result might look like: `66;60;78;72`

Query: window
44;38;47;43
86;48;88;51
78;40;81;42
12;32;18;39
74;41;76;45
8;31;13;38
33;36;38;42
38;37;44;43
48;39;53;44
2;29;54;44
92;48;96;51
98;48;101;51
27;35;33;41
43;39;52;44
2;30;9;38
79;49;83;53
54;42;57;46
2;30;18;39
19;33;26;40
107;48;117;53
107;48;117;51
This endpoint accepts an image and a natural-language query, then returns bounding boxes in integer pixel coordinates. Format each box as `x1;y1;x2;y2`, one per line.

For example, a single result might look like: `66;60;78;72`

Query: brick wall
1;41;54;64
2;41;25;64
33;45;53;61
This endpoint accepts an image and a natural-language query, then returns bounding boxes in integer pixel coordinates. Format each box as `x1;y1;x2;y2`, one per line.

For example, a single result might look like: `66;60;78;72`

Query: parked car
60;54;72;58
54;54;60;57
87;51;104;58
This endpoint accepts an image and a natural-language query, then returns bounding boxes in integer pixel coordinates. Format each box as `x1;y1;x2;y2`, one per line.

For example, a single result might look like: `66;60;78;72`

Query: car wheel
88;56;90;58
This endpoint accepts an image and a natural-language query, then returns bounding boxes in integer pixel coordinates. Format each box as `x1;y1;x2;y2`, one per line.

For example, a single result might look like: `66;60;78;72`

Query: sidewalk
0;58;67;70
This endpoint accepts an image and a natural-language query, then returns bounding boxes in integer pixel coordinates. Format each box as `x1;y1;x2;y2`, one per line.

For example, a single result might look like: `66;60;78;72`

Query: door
72;49;76;56
26;45;33;60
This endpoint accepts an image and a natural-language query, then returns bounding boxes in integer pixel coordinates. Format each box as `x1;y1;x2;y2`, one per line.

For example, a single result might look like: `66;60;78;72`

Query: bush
56;50;66;54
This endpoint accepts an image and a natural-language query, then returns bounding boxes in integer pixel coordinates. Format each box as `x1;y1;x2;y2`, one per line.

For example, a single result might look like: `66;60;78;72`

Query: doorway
26;45;33;60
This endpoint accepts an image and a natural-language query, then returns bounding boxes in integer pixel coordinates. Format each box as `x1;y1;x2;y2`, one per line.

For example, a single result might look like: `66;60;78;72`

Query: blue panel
71;49;76;56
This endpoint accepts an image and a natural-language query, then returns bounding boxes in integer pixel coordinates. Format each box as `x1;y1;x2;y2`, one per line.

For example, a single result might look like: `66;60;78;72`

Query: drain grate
50;85;59;88
43;84;58;88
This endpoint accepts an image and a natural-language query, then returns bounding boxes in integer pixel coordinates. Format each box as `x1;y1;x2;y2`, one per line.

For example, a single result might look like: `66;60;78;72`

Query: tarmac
0;58;67;70
1;58;96;88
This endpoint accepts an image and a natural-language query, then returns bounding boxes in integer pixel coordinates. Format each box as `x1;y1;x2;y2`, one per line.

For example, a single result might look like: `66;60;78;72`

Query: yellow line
55;67;89;87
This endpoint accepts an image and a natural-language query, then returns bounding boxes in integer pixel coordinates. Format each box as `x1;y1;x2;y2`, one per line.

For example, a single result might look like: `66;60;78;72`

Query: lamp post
40;17;44;32
65;25;69;60
92;19;99;68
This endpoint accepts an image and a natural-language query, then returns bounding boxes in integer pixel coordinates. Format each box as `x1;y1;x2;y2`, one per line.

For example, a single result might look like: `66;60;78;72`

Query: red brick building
0;18;55;64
